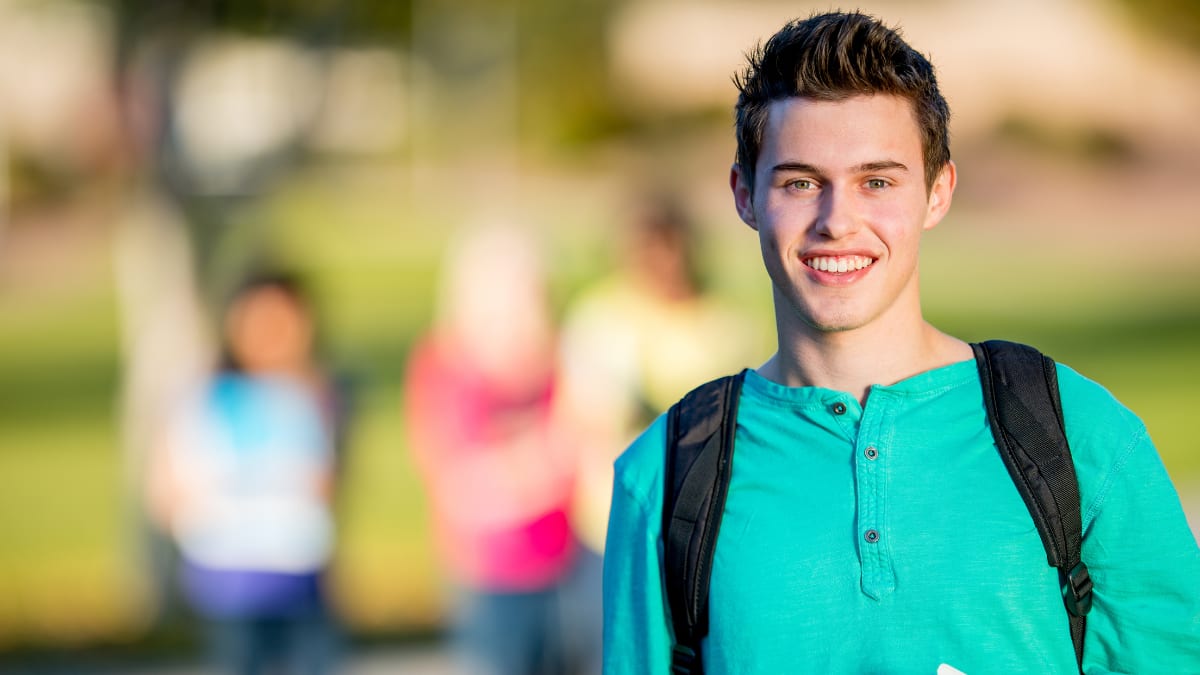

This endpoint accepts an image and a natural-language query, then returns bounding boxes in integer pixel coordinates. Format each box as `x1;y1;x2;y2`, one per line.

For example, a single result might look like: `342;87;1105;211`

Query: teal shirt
603;360;1200;674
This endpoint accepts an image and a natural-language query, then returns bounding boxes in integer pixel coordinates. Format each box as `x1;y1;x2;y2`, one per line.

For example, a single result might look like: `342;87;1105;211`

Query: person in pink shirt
404;224;577;674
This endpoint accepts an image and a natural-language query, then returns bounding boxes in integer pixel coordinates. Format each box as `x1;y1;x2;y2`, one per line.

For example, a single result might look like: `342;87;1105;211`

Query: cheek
758;231;792;287
761;228;780;253
756;221;787;266
757;200;797;243
867;202;927;244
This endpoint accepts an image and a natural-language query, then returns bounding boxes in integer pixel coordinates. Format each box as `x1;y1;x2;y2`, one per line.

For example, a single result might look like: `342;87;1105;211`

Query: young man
602;11;1200;674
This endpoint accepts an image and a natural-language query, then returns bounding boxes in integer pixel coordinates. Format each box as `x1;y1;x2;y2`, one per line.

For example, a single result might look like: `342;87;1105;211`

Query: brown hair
733;11;950;190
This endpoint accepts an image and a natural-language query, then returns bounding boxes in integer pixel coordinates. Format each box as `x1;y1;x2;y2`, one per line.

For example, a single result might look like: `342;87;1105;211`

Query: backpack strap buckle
670;644;699;674
1062;561;1093;617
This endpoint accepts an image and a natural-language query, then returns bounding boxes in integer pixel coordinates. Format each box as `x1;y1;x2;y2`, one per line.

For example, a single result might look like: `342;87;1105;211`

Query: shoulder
172;374;226;422
403;334;440;386
403;333;466;398
563;277;643;325
405;333;446;371
559;280;644;363
613;413;670;510
1054;362;1148;446
1053;361;1154;520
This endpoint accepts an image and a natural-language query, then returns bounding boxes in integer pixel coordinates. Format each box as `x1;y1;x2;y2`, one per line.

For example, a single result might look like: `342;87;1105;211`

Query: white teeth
804;255;874;273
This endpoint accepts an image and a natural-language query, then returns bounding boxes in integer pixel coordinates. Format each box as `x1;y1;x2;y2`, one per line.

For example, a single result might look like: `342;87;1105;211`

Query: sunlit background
0;0;1197;671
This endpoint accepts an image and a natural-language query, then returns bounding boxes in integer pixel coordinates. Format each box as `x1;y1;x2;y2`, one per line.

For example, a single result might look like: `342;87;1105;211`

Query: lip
800;250;878;286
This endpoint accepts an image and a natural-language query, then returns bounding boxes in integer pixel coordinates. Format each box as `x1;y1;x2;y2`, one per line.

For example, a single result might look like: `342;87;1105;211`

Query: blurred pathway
339;645;457;675
2;643;458;675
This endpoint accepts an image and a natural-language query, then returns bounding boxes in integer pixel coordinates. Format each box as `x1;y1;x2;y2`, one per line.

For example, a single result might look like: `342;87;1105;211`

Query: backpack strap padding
972;340;1090;672
973;341;1077;567
663;370;745;674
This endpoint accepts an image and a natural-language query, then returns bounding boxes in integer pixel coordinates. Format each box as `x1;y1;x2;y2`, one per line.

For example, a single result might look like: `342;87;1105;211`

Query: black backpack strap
972;340;1091;672
662;370;746;675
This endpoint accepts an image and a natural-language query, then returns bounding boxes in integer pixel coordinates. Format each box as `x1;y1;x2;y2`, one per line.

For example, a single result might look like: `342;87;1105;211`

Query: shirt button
864;529;880;543
832;402;848;415
864;446;878;460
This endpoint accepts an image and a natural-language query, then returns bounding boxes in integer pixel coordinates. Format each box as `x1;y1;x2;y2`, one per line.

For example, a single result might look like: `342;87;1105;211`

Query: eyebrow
854;161;909;173
771;160;909;175
771;162;823;175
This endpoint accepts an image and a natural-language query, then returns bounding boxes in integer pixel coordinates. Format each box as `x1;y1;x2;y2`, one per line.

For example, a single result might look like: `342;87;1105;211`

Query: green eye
790;179;815;190
867;179;887;189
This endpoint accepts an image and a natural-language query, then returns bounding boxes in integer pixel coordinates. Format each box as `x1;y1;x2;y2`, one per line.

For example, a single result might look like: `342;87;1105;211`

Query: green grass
0;416;150;649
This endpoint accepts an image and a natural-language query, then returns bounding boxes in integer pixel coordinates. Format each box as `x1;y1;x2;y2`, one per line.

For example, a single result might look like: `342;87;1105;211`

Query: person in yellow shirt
556;195;761;672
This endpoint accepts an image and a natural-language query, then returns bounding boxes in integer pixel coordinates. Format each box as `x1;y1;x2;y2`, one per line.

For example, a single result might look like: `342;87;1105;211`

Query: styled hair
733;11;950;189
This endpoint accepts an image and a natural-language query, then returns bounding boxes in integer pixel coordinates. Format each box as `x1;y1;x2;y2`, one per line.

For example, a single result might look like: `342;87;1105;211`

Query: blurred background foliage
1117;0;1200;51
0;0;1197;668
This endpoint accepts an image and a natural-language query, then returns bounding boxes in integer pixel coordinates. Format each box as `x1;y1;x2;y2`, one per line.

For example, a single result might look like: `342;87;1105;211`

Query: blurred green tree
1116;0;1200;51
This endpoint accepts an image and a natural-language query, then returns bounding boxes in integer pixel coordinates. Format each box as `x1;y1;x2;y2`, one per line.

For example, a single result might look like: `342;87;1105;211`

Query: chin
776;287;875;335
798;306;870;334
806;319;864;334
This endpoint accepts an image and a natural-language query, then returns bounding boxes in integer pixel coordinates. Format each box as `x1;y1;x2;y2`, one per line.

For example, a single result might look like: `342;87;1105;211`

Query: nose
814;187;860;239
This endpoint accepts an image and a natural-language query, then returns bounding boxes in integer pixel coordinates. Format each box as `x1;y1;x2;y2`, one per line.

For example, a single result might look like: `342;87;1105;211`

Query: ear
923;160;957;231
730;163;758;230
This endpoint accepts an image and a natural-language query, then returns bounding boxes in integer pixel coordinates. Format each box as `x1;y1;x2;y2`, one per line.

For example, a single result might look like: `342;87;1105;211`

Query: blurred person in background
404;224;578;675
554;194;760;674
111;2;331;629
147;272;345;675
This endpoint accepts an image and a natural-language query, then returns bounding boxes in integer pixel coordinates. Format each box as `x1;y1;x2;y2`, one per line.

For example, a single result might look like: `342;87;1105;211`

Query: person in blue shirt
601;11;1200;674
151;273;346;675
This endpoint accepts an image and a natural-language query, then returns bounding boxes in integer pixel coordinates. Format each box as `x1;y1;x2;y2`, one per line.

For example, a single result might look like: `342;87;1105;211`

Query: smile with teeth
803;255;875;273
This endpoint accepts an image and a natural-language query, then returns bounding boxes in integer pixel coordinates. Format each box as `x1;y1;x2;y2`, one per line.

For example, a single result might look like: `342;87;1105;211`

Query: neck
759;312;971;405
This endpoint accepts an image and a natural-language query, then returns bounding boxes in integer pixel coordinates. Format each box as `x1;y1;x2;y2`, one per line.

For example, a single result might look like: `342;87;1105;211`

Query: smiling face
731;94;956;338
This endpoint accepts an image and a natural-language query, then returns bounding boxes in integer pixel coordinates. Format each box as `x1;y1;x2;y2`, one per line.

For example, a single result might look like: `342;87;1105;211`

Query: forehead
759;95;923;169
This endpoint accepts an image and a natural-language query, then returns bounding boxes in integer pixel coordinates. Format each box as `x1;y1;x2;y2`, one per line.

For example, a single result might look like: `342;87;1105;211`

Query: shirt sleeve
603;422;673;675
1079;427;1200;673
